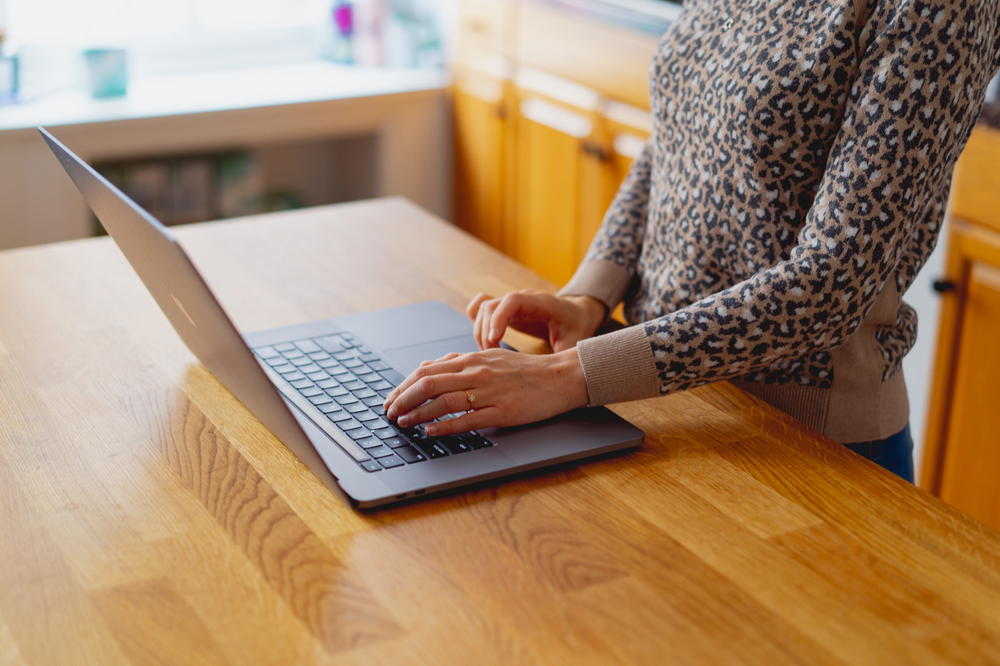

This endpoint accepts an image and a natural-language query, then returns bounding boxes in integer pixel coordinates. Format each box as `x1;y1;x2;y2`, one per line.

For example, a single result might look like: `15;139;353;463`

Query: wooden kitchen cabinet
452;60;513;251
922;124;1000;531
451;0;664;285
511;71;602;284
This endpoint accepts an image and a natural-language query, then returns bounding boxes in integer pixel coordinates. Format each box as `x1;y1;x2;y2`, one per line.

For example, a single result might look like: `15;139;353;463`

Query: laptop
40;127;644;508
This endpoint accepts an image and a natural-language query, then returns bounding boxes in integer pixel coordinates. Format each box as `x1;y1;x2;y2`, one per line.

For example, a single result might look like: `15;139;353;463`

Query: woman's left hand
383;348;590;436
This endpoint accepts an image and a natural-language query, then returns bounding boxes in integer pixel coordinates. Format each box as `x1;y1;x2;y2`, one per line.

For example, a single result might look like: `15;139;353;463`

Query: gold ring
465;391;477;411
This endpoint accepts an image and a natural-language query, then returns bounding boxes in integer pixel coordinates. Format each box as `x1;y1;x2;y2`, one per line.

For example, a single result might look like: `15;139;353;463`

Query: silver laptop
41;127;643;508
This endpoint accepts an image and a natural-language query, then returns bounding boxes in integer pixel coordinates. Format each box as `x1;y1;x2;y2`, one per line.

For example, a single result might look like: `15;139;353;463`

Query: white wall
903;235;946;476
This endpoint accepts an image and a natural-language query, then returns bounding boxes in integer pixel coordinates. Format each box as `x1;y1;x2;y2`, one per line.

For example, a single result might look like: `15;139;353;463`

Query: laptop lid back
39;127;342;493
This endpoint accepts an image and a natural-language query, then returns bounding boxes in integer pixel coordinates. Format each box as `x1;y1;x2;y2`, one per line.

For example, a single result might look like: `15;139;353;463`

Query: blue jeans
843;424;915;483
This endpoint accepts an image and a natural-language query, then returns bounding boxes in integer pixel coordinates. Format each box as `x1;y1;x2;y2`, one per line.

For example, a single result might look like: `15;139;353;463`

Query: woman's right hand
466;290;606;352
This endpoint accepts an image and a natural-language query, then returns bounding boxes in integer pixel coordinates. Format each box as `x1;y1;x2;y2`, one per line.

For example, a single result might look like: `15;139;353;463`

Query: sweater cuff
558;259;632;312
576;324;660;406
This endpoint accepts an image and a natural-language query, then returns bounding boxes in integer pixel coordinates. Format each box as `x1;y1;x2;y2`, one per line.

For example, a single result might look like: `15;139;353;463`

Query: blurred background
0;0;997;527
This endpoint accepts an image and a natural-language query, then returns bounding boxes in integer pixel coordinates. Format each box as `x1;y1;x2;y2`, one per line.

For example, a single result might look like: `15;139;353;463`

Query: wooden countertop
1;198;999;665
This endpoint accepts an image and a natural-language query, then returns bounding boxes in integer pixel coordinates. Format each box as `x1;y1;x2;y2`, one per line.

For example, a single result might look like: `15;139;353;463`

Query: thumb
550;323;582;352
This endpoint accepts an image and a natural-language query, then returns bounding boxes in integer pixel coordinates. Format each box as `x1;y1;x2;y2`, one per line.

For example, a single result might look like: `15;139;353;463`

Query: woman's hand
466;290;605;351
382;348;589;436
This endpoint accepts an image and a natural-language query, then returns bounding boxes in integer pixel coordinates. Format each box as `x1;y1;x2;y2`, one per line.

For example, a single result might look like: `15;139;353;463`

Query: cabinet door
938;261;1000;530
452;64;510;251
577;101;652;262
513;84;597;284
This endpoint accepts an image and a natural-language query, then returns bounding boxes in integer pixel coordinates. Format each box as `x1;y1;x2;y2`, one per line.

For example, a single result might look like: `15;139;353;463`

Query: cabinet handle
582;142;611;162
932;278;957;294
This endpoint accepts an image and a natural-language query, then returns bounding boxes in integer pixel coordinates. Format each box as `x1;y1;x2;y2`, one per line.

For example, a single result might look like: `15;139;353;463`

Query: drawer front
514;2;662;110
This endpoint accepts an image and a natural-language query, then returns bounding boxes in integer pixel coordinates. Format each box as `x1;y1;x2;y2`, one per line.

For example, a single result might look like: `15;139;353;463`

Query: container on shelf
82;47;128;99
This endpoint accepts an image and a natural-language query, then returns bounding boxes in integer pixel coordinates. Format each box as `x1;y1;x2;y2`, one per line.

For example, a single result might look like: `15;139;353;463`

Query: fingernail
425;424;439;436
398;415;411;426
490;327;498;340
387;409;397;420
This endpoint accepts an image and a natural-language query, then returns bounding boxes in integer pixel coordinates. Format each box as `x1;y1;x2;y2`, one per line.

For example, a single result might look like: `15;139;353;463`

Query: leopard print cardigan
560;0;1000;442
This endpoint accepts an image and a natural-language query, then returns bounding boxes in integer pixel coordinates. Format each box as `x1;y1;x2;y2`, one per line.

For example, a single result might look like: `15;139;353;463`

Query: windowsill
0;60;447;132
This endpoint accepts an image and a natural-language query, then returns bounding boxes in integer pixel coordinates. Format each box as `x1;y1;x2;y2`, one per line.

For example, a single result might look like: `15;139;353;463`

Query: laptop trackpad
382;335;480;376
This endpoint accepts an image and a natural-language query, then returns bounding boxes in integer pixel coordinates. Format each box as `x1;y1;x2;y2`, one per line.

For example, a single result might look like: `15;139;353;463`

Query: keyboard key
379;369;405;386
354;387;376;399
290;379;312;390
343;380;365;391
272;364;296;374
290;357;312;367
438;436;473;454
358;372;382;384
360;460;382;472
377;454;405;469
317;359;340;369
295;340;321;354
363;396;384;408
300;387;323;398
330;366;352;377
368;445;395;458
284;371;307;381
374;427;398;439
275;343;295;352
343;358;364;369
308;352;329;361
306;371;329;381
338;419;363;431
334;394;358;405
264;355;286;367
326;387;349;398
384;437;409;449
368;360;390;371
357;412;380;424
346;403;368;414
299;364;322;374
317;335;347;353
283;349;305;359
256;346;280;359
420;442;449;459
466;434;493;449
348;428;373;441
318;402;341;414
334;351;355;361
317;379;339;390
371;380;394;392
329;411;355;422
357;436;382;449
308;394;333;406
396;446;426;463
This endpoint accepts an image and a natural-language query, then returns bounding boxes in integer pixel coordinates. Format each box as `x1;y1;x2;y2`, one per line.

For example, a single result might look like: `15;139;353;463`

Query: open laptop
40;127;644;508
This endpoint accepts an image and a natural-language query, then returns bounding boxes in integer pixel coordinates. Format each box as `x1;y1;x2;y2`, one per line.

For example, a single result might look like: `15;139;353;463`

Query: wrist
562;295;607;335
551;347;590;410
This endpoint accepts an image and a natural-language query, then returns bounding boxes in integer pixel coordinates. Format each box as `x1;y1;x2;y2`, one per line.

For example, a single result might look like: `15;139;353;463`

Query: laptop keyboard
253;332;493;473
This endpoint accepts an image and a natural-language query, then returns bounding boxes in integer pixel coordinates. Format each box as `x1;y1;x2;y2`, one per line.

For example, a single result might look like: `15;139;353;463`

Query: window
0;0;334;91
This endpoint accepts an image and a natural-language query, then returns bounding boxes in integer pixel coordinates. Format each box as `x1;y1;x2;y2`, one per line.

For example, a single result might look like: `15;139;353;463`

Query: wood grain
1;197;999;664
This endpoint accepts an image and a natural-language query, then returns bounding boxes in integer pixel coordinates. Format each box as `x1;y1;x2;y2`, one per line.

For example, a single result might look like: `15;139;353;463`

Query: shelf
0;61;447;133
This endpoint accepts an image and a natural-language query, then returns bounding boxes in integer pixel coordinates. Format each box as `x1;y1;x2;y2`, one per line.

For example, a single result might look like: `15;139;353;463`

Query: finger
480;298;507;349
419;351;460;368
424;407;503;436
384;356;465;411
389;371;473;421
487;292;533;347
475;299;499;350
396;390;483;427
465;293;492;321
